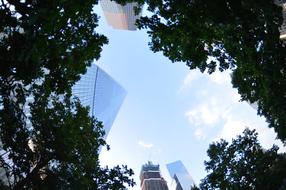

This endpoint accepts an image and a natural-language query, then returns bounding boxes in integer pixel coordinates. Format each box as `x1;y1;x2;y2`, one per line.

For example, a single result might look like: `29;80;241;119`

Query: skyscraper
275;0;286;40
140;161;169;190
72;63;126;139
1;64;126;184
0;150;10;185
99;0;142;30
166;161;195;190
280;7;286;40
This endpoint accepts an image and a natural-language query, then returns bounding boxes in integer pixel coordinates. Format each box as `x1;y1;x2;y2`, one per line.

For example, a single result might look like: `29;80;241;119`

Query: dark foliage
200;128;286;190
0;0;134;189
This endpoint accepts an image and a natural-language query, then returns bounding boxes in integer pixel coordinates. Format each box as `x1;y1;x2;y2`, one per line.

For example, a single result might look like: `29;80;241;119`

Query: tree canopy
200;128;286;190
0;0;108;91
0;0;134;189
1;95;135;189
117;0;286;141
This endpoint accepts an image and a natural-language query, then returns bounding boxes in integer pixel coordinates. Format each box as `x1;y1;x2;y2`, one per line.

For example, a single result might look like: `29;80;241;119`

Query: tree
0;0;134;189
191;185;200;190
200;128;286;190
1;92;135;189
0;0;108;92
117;0;286;141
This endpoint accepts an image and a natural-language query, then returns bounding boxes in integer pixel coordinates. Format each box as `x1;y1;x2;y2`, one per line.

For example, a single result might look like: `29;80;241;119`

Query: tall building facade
0;150;11;185
72;63;126;139
100;0;142;30
166;161;195;190
140;161;169;190
275;0;286;40
281;10;286;40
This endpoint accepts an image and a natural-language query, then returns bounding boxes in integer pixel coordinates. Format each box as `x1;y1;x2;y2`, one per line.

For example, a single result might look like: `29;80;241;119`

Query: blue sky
93;4;286;190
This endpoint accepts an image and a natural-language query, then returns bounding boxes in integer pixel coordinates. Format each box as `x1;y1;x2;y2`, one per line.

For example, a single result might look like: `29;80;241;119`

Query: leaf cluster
200;128;286;190
0;0;134;189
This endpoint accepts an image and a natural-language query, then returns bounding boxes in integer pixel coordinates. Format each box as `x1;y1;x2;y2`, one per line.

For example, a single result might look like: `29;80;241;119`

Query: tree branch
12;157;50;190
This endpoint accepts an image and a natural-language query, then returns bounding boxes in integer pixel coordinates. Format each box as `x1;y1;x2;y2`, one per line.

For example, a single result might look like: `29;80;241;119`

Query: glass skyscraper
166;161;195;190
100;0;142;30
275;0;286;39
72;63;126;139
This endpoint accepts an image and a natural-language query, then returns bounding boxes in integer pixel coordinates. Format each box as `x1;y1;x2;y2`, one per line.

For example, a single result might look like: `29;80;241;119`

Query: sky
92;3;286;190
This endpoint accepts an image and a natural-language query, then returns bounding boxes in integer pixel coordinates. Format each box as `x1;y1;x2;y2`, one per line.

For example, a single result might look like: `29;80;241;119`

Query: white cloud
194;128;207;140
215;106;286;153
214;116;247;142
185;102;221;126
179;70;202;92
209;70;231;85
185;91;239;127
179;69;233;93
181;70;285;153
138;140;154;149
181;70;240;141
182;70;203;89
